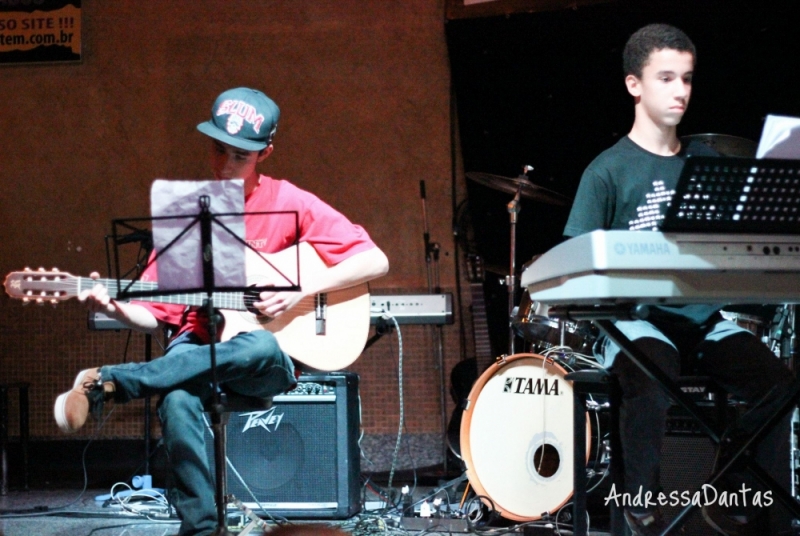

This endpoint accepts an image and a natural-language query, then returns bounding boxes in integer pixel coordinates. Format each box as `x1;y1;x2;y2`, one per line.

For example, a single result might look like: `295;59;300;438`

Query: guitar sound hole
243;290;260;314
243;289;271;320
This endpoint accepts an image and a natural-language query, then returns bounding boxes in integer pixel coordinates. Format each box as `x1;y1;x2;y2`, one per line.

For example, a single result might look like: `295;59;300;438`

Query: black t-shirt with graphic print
565;135;718;235
564;135;721;326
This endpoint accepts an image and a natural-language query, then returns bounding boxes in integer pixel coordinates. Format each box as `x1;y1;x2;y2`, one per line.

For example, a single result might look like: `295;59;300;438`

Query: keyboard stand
549;304;800;536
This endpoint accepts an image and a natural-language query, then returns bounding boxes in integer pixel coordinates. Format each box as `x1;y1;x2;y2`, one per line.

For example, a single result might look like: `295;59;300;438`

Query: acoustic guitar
4;242;370;371
446;254;495;458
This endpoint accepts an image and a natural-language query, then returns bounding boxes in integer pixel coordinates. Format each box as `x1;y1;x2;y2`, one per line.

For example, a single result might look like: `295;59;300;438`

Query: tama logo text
503;377;560;396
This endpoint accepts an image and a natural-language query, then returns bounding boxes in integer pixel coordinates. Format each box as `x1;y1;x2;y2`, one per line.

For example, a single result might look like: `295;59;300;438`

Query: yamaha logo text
615;241;672;255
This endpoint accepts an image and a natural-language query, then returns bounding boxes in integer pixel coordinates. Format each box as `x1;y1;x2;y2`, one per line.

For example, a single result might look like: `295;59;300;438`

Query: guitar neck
470;281;493;370
4;242;372;371
89;278;249;311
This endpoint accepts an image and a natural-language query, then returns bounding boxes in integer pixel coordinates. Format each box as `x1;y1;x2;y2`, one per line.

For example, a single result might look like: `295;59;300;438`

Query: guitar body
219;285;369;371
221;243;370;371
446;357;478;458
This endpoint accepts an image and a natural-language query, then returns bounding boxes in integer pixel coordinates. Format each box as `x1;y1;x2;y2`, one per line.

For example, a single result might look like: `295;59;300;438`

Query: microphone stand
100;227;162;502
420;180;449;473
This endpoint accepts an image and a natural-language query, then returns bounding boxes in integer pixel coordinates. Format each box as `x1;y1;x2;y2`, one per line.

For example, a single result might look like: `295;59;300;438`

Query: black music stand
112;194;300;535
661;155;800;235
558;156;800;535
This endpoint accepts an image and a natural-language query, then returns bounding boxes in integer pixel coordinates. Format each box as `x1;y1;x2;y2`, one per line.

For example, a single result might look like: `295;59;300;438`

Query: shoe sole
53;391;75;434
53;369;96;434
701;506;736;536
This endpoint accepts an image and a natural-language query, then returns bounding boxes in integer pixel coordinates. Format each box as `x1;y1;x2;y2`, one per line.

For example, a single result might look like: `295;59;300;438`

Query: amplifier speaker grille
660;435;717;536
660;408;793;536
204;372;361;519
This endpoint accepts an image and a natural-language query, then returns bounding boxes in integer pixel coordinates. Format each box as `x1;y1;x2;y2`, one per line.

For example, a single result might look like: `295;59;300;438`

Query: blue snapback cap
197;87;280;151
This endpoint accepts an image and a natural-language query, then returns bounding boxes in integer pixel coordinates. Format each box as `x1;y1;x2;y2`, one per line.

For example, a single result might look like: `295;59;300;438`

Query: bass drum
460;353;591;522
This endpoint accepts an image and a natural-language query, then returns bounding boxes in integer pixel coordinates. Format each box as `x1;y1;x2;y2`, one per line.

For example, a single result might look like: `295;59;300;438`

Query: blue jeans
102;330;296;536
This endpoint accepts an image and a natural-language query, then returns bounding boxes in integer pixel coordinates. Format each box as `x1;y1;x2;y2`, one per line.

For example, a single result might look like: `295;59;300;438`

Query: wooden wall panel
0;0;462;463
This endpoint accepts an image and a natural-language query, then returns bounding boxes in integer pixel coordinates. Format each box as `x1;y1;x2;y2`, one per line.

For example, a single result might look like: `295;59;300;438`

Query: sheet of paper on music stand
151;179;246;290
756;114;800;159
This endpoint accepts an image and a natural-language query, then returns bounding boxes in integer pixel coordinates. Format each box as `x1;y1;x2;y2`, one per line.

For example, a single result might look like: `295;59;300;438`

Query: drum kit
457;135;794;523
461;167;608;523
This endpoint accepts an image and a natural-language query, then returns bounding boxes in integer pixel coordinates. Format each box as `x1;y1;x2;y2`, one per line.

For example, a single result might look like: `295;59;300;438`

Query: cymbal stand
420;181;448;473
505;165;533;356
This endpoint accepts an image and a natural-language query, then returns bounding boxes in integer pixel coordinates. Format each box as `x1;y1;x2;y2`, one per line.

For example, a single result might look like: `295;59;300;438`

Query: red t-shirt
137;175;376;341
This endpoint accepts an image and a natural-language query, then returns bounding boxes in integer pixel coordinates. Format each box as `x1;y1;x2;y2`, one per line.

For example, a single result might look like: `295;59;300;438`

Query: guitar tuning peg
35;298;44;305
49;299;58;306
37;267;46;272
22;297;30;304
23;267;32;272
51;267;59;272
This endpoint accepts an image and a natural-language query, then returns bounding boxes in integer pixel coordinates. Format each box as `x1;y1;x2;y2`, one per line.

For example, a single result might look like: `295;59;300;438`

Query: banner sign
0;0;81;65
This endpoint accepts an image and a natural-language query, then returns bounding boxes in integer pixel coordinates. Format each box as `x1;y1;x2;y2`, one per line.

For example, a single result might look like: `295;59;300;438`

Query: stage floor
0;486;614;536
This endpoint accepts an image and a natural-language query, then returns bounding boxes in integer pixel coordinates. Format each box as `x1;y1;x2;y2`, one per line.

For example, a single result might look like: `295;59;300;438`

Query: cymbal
681;133;757;158
466;172;572;206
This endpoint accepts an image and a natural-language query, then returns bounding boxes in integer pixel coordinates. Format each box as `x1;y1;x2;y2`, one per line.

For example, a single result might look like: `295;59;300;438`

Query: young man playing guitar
53;87;389;536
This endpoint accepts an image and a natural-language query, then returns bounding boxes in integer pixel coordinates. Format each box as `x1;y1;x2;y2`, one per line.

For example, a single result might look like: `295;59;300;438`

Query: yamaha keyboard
521;230;800;306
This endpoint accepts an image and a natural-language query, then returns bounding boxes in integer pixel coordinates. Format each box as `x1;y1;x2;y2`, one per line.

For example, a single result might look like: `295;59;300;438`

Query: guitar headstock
466;254;485;283
4;268;78;305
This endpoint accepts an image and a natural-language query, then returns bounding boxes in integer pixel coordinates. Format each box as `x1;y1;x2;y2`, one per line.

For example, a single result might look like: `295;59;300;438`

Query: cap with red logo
197;87;280;151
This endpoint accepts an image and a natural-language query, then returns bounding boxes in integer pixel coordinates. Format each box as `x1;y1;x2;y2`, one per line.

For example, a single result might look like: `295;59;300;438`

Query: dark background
446;0;800;355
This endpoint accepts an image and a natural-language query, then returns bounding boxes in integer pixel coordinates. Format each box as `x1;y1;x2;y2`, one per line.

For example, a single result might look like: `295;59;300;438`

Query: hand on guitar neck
78;246;317;333
78;273;163;335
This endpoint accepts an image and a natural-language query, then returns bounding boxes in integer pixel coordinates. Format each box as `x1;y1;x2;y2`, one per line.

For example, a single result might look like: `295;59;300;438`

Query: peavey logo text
503;377;561;396
240;408;284;433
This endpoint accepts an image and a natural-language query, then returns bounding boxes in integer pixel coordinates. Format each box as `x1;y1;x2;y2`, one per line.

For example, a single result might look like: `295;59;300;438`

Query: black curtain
446;0;800;355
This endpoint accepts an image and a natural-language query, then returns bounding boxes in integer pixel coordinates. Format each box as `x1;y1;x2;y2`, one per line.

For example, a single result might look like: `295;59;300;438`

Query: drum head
460;353;589;521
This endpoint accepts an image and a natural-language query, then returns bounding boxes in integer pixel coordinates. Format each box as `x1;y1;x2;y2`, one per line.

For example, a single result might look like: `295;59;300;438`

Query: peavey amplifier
204;372;361;519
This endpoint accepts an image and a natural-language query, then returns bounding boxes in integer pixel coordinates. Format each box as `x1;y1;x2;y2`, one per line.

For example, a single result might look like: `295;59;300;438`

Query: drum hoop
720;310;766;324
459;352;591;522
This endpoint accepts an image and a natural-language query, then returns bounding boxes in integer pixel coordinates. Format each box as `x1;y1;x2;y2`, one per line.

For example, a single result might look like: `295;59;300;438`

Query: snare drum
720;309;770;341
460;353;591;521
513;290;596;352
